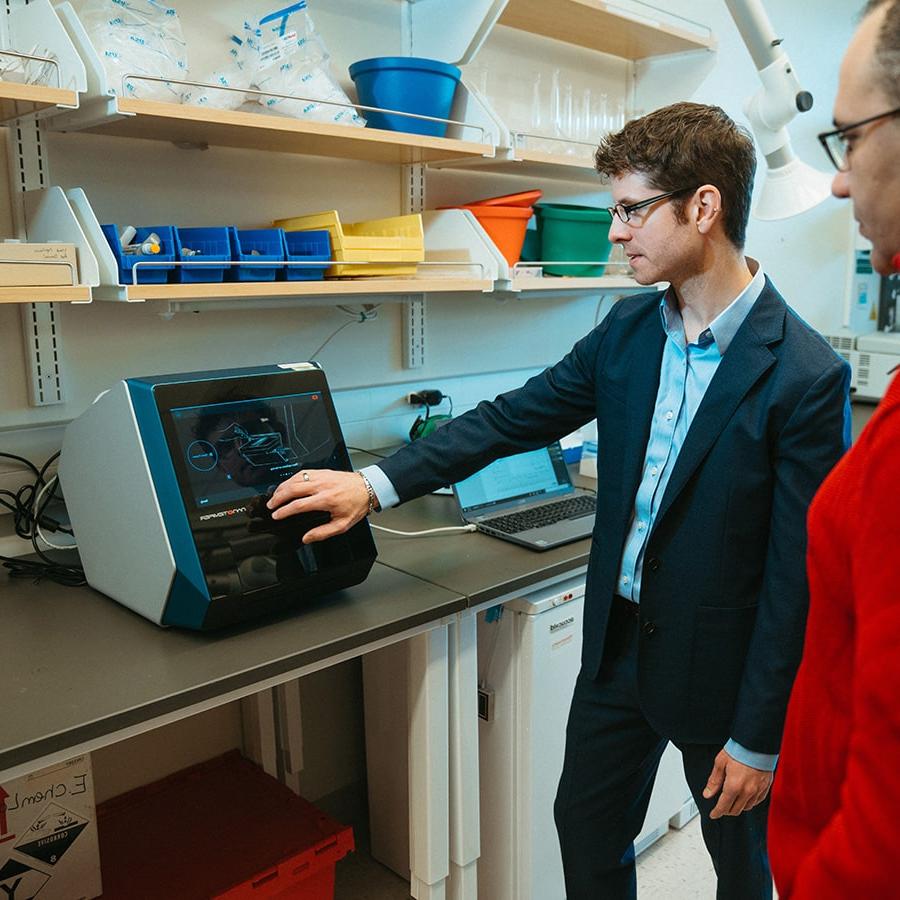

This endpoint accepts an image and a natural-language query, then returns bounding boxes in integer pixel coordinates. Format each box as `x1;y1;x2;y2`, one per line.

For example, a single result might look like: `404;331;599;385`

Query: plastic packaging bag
0;44;58;87
184;35;255;111
75;0;188;101
244;2;364;127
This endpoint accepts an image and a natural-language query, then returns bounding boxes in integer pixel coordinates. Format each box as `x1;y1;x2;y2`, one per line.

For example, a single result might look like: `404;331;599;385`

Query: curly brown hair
594;102;756;250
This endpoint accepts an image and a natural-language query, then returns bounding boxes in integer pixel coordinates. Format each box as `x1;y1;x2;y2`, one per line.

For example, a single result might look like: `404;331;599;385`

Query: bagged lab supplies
244;2;364;126
74;0;188;100
183;35;255;111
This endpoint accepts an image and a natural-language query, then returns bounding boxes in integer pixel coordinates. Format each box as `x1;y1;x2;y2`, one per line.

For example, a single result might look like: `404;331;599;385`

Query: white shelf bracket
405;0;508;65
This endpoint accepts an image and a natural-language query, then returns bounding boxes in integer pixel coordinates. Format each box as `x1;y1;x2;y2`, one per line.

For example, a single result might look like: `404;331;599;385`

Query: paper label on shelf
0;755;101;899
0;858;51;896
277;361;319;371
260;31;299;66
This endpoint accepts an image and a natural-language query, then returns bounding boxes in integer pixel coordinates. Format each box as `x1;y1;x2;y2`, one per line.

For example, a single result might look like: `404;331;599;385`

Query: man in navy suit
269;102;850;899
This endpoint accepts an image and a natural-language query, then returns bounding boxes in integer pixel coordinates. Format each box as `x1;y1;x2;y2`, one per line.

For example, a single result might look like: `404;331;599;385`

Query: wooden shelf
95;277;494;303
498;0;714;58
429;146;606;184
510;274;646;293
0;284;90;304
0;80;78;122
67;98;495;165
501;147;602;183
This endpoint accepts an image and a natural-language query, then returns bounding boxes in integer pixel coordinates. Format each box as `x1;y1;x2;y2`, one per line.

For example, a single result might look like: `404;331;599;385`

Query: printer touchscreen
167;391;334;510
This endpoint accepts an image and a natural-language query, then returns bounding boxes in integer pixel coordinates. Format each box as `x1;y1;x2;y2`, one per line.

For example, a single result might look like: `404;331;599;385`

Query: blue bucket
349;56;461;137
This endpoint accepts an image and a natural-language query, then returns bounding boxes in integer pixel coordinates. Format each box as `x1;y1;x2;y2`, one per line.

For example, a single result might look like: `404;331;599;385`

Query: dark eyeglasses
607;187;696;224
818;106;900;171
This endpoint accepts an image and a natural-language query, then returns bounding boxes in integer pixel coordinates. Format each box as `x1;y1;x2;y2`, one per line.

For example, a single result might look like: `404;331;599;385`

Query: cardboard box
0;242;78;286
0;755;101;900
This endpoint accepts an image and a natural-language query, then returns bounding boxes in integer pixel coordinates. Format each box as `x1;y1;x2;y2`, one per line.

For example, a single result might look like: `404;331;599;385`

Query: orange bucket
465;205;534;265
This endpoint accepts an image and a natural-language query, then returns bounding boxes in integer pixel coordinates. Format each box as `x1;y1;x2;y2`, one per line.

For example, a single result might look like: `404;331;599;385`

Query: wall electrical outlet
408;389;444;406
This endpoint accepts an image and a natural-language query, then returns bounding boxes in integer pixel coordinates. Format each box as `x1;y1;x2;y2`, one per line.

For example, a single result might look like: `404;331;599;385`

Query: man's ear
695;185;722;235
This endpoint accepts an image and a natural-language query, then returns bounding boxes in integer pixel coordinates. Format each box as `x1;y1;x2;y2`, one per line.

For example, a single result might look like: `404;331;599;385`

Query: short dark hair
594;102;756;250
862;0;900;105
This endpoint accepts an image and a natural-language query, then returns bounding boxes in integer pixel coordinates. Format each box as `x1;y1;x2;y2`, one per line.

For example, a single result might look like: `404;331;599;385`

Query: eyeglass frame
818;105;900;171
607;187;698;224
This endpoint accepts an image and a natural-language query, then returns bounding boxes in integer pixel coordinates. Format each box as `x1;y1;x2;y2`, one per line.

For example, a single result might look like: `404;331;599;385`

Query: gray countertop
1;449;594;778
0;562;463;777
358;451;593;607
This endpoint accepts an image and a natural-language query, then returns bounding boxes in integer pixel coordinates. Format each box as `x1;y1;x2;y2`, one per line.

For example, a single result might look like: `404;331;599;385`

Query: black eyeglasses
607;187;696;224
818;106;900;171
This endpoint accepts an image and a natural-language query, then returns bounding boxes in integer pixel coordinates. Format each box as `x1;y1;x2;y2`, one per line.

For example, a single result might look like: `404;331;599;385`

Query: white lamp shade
754;156;833;220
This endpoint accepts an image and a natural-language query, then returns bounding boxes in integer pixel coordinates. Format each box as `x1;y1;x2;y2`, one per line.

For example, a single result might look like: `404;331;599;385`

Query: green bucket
519;226;541;263
537;204;613;277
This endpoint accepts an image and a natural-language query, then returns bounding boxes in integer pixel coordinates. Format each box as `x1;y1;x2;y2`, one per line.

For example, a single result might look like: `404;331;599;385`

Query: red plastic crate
97;751;354;899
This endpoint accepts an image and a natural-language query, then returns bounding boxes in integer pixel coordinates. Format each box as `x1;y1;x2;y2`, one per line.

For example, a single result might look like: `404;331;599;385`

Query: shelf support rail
511;130;601;157
129;259;488;283
512;260;631;272
119;74;497;146
8;108;67;406
403;163;428;369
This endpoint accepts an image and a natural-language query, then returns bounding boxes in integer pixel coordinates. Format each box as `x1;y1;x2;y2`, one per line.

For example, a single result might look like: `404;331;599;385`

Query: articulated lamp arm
724;0;832;219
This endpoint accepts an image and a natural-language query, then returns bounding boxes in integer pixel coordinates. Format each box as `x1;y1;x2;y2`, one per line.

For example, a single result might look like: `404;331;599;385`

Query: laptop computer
453;442;596;550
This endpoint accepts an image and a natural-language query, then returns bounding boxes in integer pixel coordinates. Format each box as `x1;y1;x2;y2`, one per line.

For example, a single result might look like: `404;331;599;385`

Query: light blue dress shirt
364;262;777;769
614;263;774;771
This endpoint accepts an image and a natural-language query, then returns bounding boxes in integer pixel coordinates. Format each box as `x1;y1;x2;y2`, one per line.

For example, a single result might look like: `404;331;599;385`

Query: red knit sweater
769;373;900;898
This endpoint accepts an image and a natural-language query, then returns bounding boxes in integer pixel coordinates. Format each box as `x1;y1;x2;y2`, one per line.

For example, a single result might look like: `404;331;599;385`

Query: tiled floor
637;815;717;897
333;810;720;898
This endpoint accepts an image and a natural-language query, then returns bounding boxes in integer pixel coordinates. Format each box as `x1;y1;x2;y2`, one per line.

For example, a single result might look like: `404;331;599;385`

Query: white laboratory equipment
363;575;696;898
476;576;695;900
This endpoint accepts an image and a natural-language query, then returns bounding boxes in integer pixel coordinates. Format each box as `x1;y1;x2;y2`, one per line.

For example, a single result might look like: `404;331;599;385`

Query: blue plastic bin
348;57;461;137
281;229;331;281
173;226;231;283
102;224;176;285
228;227;284;282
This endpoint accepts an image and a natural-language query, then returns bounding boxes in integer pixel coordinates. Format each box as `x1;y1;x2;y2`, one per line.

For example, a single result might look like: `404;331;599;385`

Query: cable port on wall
408;389;444;406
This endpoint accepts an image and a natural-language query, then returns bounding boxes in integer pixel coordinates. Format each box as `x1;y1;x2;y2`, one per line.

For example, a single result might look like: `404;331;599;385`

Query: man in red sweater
769;1;900;896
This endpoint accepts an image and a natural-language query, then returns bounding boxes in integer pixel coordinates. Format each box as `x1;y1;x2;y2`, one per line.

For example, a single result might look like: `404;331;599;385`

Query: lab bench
0;562;465;783
0;472;593;899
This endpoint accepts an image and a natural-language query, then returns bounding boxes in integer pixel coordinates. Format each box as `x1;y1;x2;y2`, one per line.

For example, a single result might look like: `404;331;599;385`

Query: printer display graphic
170;391;336;509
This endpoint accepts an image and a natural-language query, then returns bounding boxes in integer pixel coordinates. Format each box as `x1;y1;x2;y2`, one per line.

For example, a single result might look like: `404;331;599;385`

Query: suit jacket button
642;620;656;635
648;558;661;572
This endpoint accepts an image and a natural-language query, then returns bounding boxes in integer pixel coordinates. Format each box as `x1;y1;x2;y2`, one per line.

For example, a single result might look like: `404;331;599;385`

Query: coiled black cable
0;450;85;587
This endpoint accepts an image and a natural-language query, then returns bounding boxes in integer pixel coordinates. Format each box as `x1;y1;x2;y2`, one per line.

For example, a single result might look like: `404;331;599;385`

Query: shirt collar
659;258;766;354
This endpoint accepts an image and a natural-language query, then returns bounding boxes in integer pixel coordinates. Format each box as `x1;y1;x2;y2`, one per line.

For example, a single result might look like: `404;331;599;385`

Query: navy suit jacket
379;281;850;753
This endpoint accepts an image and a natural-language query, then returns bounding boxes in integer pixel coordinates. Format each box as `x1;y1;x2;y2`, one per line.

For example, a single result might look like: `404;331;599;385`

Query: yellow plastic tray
274;210;424;276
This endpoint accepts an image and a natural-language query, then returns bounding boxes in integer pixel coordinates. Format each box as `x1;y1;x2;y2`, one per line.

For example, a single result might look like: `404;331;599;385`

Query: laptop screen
454;443;573;513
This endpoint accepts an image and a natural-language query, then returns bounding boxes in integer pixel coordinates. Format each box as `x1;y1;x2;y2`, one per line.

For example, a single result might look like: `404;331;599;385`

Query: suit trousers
553;596;772;900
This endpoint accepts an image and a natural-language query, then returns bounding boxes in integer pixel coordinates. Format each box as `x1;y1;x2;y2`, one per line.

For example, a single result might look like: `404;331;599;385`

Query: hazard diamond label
14;803;88;867
0;857;50;898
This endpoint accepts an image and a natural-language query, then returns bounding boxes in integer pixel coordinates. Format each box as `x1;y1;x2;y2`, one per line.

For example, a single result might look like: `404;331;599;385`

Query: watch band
358;471;380;514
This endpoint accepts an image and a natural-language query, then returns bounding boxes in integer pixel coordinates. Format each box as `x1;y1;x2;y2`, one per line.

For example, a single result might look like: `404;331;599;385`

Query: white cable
370;523;478;537
34;476;78;551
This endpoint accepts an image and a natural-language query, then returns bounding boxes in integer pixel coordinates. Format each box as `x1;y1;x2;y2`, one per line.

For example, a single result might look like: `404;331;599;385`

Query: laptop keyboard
483;494;596;535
